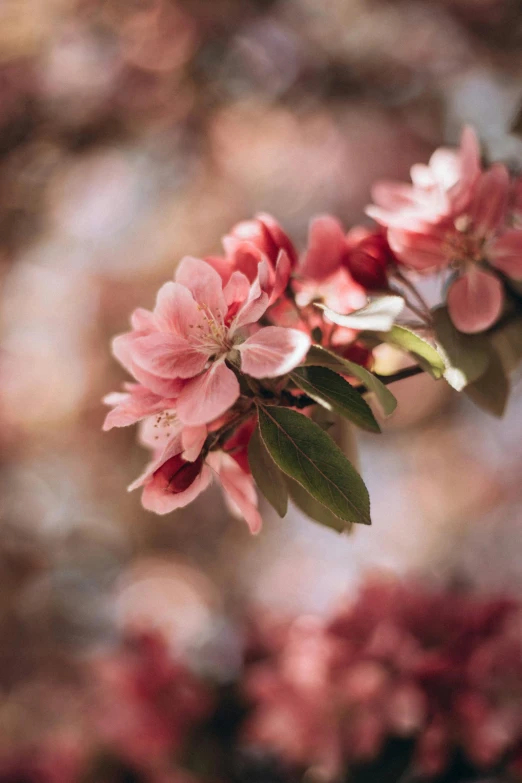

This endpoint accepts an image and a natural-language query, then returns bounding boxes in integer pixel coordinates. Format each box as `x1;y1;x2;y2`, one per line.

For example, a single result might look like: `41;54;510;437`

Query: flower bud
154;453;204;494
345;228;395;291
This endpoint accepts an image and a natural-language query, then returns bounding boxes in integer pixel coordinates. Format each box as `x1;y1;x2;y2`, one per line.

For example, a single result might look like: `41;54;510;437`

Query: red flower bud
345;228;395;291
154;453;204;494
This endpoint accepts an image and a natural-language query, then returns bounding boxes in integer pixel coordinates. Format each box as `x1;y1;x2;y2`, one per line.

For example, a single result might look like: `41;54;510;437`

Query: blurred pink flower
368;127;522;333
367;126;481;231
242;579;522;779
93;631;212;770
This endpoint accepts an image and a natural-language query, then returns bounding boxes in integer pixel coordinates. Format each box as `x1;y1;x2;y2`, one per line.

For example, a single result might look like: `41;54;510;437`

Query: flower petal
447;268;503;334
469;165;509;238
257;212;298;268
128;432;184;491
489;230;522;279
112;332;185;396
176;363;240;426
102;384;171;430
182;425;207;462
388;227;448;270
238;326;311;378
141;463;212;515
269;249;292;305
223;270;251;308
154;281;205;337
175;256;227;323
209;452;262;534
132;332;209;379
299;215;346;281
230;262;270;331
130;307;156;331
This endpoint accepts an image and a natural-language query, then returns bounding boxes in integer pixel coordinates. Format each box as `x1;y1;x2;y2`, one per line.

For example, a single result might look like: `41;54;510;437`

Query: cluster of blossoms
0;630;214;783
104;127;522;532
3;583;522;783
242;580;522;782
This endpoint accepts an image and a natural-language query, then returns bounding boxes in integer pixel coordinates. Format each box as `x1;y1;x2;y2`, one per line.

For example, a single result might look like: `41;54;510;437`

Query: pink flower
93;630;212;768
367;126;481;231
206;213;297;304
114;257;310;426
129;410;262;532
389;164;522;332
368;127;522;333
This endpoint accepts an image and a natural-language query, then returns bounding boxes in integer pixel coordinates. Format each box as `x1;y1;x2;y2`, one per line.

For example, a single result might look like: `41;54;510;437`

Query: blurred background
2;0;522;779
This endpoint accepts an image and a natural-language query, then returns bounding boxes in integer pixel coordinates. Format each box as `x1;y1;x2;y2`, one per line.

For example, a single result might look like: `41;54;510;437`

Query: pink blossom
388;163;522;332
243;580;522;779
368;128;522;332
114;257;310;426
206;213;297;304
129;409;262;532
367;126;481;231
93;631;212;769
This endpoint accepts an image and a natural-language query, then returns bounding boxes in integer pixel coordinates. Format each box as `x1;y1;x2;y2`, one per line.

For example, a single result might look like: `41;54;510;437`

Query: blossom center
445;220;484;267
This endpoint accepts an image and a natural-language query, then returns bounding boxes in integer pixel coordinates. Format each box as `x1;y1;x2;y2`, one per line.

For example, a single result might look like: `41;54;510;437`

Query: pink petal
388;228;448;270
209;452;262;534
138;408;180;452
176;362;240;426
469;165;509;238
102;384;171;430
300;215;346;281
131;307;156;331
181;425;207;462
153;281;204;337
132;332;208;379
204;254;235;284
449;126;481;213
257;212;298;268
447;268;503;334
112;332;185;397
230;262;270;331
410;163;436;189
489;230;522;279
175;256;227;323
429;148;461;191
221;239;266;283
128;432;184;491
269;249;292;305
223;270;251;308
141;463;212;515
238;326;311;378
370;181;418;212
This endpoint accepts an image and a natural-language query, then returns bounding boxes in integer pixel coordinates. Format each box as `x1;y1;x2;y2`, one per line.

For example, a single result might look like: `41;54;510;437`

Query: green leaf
317;295;404;332
248;425;288;517
291;366;380;433
490;316;522;373
257;405;371;527
433;307;491;391
302;345;397;416
378;326;446;379
285;476;349;534
311;408;360;469
464;347;510;417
